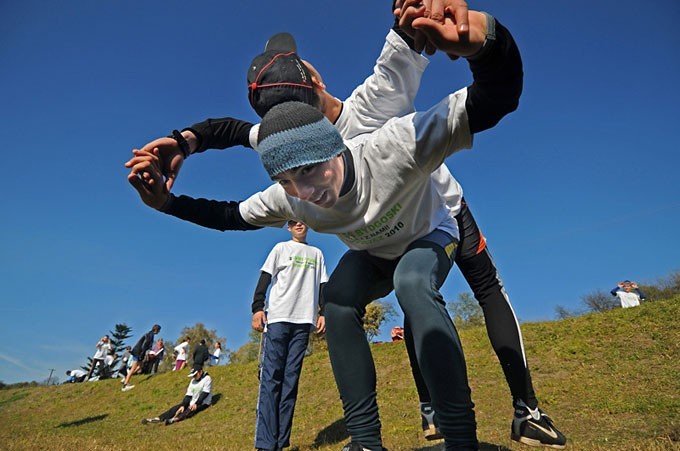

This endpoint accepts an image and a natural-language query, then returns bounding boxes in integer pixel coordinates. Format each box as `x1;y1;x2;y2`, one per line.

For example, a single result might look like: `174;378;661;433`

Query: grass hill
1;297;678;450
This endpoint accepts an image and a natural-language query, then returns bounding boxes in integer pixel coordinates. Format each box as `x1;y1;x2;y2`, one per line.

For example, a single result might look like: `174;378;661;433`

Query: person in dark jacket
122;324;161;391
192;339;210;370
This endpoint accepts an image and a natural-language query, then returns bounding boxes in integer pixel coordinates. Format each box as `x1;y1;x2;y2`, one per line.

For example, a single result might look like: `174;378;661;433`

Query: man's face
273;155;344;208
287;221;308;240
193;370;203;380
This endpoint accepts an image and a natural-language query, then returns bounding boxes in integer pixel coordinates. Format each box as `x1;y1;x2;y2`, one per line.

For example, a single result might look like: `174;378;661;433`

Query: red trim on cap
255;82;313;89
249;52;313;106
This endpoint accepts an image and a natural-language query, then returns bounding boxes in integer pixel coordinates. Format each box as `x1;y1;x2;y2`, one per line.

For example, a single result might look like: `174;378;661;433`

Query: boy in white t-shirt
251;220;327;451
611;280;646;308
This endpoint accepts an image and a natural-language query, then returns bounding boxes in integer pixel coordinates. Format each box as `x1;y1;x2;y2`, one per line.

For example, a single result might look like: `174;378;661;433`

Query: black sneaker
164;418;176;426
420;402;443;441
511;404;567;449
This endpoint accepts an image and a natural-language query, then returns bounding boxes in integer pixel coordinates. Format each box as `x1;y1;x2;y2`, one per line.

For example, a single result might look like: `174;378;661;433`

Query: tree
582;289;618;313
447;292;484;329
109;323;132;355
554;304;577;320
229;330;262;365
174;323;228;368
638;271;680;302
363;299;397;341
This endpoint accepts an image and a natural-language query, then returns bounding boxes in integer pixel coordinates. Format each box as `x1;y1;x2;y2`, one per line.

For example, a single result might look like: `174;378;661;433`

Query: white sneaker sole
512;434;566;449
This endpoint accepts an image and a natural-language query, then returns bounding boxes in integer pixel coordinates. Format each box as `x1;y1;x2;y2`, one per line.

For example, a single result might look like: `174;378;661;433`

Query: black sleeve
163;194;261;231
391;1;418;52
196;391;210;405
181;395;192;408
252;271;272;313
184;117;255;154
318;282;326;315
465;16;523;134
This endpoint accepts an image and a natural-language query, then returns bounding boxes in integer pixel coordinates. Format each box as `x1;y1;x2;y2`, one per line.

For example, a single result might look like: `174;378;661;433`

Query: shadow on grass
415;442;510;451
0;391;28;408
312;418;349;448
56;414;108;428
211;393;222;406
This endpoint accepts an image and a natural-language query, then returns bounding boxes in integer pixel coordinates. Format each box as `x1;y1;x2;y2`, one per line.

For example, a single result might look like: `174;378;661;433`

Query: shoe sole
511;433;566;449
423;425;444;441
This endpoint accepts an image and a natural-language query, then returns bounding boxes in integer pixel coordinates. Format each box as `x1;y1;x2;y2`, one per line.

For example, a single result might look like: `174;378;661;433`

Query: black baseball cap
247;32;316;118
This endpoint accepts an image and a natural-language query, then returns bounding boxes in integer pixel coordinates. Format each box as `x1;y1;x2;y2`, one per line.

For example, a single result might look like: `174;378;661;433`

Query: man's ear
312;76;326;90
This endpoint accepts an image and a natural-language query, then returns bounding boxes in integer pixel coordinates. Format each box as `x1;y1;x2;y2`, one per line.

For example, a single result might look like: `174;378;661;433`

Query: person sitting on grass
141;364;213;426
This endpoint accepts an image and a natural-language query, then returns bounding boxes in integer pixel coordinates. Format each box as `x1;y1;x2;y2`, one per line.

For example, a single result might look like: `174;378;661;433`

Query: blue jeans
324;230;478;451
255;322;311;450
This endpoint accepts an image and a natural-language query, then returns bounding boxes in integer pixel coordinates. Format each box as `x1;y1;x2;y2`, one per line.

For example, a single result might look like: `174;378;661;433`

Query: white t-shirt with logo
261;240;328;325
186;373;212;406
242;31;468;258
240;86;471;259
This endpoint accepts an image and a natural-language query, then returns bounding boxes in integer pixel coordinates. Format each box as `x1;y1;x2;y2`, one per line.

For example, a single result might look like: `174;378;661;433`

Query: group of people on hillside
171;337;222;372
66;335;127;383
124;1;571;450
66;325;222;390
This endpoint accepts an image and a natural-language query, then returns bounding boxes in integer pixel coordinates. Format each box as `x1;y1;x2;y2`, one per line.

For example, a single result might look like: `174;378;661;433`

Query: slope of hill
1;297;678;450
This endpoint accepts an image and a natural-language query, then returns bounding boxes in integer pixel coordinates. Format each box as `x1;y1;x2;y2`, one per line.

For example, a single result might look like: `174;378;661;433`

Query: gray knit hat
257;101;345;178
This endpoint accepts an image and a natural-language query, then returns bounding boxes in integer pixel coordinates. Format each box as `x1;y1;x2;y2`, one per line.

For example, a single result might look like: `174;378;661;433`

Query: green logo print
290;256;317;269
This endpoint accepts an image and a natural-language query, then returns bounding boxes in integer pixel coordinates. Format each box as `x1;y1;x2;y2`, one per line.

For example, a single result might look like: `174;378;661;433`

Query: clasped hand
394;0;486;59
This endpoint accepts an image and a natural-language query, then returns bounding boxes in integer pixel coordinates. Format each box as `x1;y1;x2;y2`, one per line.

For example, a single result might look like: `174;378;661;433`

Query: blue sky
1;1;678;385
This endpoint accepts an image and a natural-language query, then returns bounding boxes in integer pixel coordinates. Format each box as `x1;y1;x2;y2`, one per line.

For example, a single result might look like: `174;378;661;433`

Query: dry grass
1;297;678;450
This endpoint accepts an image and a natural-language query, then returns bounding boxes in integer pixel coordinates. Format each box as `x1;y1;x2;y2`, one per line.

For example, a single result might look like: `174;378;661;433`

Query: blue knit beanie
257;101;345;178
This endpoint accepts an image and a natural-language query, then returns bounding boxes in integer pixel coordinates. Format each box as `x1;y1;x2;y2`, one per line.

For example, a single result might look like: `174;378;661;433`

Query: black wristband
172;129;191;159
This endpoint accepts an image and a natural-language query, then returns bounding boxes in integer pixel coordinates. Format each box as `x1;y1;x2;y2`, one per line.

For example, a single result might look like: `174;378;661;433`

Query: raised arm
185;117;254;153
394;0;470;54
335;1;434;138
399;8;523;133
127;117;255;191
